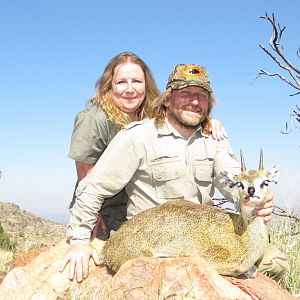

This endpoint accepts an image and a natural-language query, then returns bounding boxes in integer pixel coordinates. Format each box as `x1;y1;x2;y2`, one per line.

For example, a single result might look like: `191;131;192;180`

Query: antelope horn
240;149;246;172
259;148;264;170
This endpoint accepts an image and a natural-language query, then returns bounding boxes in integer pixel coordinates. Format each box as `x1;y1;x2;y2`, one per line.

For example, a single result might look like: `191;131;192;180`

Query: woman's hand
59;243;100;282
256;192;274;223
92;213;107;238
210;119;228;141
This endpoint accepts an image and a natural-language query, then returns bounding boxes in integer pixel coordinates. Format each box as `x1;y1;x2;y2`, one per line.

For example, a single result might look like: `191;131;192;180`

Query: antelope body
102;151;279;277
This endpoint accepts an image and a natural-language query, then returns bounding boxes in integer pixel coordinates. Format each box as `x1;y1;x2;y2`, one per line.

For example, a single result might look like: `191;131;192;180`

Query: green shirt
68;103;119;164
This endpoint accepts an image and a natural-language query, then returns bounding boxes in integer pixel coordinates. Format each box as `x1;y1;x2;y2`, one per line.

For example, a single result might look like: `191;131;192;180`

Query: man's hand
59;243;100;282
256;192;274;222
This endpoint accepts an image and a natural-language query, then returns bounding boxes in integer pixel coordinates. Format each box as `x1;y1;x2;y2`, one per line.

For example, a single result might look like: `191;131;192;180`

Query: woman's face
111;62;146;117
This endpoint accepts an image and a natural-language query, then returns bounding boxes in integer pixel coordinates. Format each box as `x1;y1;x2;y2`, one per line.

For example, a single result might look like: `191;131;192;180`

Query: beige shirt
67;118;240;243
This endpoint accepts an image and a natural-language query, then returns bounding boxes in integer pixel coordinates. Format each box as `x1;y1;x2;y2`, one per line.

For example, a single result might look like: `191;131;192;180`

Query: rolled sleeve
214;139;240;176
67;183;102;243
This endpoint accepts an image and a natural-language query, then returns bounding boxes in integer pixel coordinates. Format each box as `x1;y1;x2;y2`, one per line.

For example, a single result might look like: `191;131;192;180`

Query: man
60;64;286;282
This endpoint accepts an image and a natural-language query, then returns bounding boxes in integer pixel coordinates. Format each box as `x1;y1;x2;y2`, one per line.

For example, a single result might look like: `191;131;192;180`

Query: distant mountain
0;202;66;252
39;212;69;226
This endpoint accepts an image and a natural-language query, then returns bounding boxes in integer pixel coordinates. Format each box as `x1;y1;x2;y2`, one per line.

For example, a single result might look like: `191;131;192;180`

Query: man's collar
157;119;177;136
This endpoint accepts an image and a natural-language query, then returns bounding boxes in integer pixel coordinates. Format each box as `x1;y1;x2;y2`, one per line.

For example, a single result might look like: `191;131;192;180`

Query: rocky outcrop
0;239;111;299
0;238;296;300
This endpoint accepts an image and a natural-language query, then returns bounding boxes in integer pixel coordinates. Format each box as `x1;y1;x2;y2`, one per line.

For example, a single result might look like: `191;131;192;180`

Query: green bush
0;222;16;252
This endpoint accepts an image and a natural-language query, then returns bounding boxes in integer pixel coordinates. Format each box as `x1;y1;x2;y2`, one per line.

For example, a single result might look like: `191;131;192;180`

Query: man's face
164;86;210;128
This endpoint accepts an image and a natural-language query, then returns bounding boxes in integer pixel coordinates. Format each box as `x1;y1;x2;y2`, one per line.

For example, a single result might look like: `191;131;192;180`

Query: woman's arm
209;119;228;141
75;161;94;181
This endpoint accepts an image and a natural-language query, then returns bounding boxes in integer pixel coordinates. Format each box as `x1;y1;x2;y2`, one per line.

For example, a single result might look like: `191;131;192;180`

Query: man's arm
61;130;142;281
67;130;142;243
75;161;108;236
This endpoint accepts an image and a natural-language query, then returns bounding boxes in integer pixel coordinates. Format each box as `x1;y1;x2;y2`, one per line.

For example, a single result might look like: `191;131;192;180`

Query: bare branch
258;13;300;135
294;105;300;123
258;13;300;96
290;91;300;96
280;122;289;134
258;69;300;92
273;205;300;222
280;106;300;133
259;44;300;91
259;13;299;74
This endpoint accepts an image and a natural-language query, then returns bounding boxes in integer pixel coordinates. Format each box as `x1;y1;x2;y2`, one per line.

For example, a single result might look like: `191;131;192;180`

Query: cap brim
168;80;213;93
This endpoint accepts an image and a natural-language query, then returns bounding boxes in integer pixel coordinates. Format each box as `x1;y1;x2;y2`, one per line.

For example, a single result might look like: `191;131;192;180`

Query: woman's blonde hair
91;52;160;128
148;88;216;132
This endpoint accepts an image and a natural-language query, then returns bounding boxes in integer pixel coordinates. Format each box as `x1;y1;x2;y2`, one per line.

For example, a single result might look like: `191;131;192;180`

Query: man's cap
166;64;212;93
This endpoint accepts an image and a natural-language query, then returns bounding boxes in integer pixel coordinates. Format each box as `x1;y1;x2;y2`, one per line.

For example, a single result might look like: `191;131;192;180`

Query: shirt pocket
193;154;214;187
151;156;184;199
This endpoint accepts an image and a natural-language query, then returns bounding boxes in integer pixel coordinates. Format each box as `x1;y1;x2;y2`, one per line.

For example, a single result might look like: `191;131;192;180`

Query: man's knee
256;244;288;282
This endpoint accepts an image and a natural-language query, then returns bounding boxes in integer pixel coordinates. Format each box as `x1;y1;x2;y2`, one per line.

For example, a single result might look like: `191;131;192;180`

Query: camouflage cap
166;64;213;93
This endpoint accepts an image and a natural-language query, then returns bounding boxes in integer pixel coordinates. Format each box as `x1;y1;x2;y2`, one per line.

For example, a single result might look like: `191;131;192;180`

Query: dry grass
0;249;14;273
269;211;300;297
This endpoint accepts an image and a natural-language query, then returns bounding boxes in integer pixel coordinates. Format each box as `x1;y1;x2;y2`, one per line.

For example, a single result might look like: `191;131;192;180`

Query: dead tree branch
281;105;300;134
258;13;300;134
258;13;300;96
273;205;300;222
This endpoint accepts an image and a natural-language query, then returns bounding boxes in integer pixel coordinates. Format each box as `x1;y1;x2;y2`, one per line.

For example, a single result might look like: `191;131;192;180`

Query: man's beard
167;107;207;130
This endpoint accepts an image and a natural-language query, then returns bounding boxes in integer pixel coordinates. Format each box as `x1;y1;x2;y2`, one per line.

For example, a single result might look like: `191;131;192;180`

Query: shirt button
157;175;162;179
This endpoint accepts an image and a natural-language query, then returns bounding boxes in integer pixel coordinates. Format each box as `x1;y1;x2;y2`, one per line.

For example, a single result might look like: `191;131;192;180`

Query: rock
9;246;49;268
0;238;112;299
0;246;49;285
0;239;297;300
100;256;250;300
224;273;296;300
100;256;297;300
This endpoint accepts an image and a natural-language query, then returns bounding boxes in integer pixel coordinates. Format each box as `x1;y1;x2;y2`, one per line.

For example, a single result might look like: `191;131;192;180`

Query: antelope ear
268;165;280;184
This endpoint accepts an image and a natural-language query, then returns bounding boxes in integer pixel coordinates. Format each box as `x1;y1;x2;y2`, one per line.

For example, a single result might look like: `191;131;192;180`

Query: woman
68;52;227;240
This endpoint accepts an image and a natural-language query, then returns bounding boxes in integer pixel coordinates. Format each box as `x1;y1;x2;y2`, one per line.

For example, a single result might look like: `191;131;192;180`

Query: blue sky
0;0;299;223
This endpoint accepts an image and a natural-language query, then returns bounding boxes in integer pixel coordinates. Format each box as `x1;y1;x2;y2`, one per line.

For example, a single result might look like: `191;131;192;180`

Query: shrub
0;222;16;252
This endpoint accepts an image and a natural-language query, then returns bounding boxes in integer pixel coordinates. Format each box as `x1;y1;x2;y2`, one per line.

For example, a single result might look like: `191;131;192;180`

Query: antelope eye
233;182;244;190
260;179;271;188
230;181;244;190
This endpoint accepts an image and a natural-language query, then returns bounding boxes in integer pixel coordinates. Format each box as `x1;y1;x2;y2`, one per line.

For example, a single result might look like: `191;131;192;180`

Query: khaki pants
256;244;288;282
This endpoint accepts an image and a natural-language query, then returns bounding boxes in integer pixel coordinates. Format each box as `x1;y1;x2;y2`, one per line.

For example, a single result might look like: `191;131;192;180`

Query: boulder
99;257;296;300
0;239;296;300
0;239;112;299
